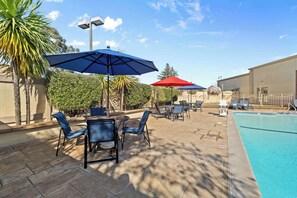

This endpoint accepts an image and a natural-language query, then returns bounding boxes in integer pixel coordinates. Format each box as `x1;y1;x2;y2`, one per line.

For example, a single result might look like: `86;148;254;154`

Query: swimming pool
234;112;297;198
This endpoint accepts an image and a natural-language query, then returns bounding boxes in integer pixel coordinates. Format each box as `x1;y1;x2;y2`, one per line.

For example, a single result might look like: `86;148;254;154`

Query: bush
153;87;179;104
47;71;102;116
126;83;152;109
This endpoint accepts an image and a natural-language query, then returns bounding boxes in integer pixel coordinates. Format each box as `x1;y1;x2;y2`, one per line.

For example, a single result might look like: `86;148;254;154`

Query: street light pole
78;16;104;50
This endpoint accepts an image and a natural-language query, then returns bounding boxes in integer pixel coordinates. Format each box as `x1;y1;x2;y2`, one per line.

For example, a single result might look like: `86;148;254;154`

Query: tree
112;76;138;111
50;28;79;53
0;0;55;125
95;74;107;107
157;63;178;80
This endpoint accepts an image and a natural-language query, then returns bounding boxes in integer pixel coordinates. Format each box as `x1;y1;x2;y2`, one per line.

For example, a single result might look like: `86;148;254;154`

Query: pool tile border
228;111;261;198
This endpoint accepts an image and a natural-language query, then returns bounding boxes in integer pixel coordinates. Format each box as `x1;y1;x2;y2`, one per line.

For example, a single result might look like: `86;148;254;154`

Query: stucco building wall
218;55;297;96
0;74;51;124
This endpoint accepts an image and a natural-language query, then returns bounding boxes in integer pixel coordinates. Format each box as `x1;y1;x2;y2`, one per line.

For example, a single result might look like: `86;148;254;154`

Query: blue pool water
234;112;297;198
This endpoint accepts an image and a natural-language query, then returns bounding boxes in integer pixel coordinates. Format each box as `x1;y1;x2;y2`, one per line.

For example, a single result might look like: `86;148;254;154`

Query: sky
40;0;297;87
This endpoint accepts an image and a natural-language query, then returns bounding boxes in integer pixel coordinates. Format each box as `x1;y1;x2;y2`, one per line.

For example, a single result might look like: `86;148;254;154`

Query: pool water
234;112;297;198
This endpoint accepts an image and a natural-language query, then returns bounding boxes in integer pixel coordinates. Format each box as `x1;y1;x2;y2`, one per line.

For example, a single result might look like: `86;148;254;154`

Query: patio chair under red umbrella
151;76;194;103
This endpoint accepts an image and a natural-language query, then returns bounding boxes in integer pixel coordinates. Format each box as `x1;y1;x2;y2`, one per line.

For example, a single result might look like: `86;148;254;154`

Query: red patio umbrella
151;76;194;103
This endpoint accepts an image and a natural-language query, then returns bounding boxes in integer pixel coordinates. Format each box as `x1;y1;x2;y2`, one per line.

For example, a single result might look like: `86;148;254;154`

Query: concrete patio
0;109;229;198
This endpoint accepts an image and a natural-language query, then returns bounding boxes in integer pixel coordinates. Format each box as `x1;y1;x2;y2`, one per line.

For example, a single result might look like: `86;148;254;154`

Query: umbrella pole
171;87;173;105
107;73;110;109
107;54;110;110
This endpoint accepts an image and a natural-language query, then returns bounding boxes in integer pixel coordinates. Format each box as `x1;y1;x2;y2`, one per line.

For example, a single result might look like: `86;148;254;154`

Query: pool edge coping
228;111;261;198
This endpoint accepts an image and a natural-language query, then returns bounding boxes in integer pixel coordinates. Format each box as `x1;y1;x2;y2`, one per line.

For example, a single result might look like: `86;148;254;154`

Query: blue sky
40;0;297;87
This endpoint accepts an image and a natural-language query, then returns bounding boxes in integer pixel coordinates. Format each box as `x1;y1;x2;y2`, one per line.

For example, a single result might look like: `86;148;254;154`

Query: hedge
47;72;102;116
125;83;152;109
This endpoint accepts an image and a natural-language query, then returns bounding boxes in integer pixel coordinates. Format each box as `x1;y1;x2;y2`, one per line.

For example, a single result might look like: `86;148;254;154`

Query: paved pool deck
0;109;232;197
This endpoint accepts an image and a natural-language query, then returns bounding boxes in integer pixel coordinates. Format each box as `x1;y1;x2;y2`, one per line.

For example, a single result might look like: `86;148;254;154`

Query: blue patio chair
182;102;191;118
84;118;118;168
239;100;254;110
121;110;152;149
153;103;168;119
90;107;108;116
170;105;184;122
52;112;86;156
231;100;239;109
192;101;203;112
288;99;297;111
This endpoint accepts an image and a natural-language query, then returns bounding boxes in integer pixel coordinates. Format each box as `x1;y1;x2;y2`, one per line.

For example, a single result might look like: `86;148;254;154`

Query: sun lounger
239;100;254;110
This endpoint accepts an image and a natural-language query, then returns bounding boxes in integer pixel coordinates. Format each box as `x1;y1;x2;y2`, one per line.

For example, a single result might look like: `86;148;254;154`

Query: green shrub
47;71;102;116
153;87;179;104
126;83;152;109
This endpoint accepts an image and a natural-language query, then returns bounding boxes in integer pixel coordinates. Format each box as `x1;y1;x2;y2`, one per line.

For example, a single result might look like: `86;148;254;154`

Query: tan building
0;73;51;124
217;54;297;105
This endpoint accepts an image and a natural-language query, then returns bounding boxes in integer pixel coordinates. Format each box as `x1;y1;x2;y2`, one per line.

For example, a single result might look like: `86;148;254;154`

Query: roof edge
217;73;249;82
249;54;297;70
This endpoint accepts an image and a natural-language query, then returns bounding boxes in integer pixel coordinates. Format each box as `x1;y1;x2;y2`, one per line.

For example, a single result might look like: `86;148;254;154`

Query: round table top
85;111;126;120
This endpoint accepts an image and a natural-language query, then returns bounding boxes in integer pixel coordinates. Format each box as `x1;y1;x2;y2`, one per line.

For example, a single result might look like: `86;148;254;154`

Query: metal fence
231;93;294;107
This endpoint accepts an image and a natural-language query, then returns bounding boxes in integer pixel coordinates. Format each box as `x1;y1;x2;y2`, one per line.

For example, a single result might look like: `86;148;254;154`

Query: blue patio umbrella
45;48;158;108
178;84;206;103
178;84;206;90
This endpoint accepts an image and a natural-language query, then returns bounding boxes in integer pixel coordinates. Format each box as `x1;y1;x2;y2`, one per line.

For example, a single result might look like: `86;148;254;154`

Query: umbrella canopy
45;48;158;108
151;76;193;87
178;84;206;103
178;84;206;90
151;76;193;103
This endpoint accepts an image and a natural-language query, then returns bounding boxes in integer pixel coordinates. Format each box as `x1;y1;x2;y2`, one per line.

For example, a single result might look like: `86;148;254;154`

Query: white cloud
48;10;60;21
177;19;187;29
148;0;182;12
45;0;63;2
105;40;118;48
186;1;204;22
155;20;176;32
149;0;205;32
68;40;86;46
138;35;148;44
102;17;123;32
93;41;100;47
68;13;90;27
279;34;288;39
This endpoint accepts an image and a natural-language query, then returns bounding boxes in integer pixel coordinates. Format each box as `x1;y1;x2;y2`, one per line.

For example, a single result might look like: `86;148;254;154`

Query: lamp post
78;16;104;50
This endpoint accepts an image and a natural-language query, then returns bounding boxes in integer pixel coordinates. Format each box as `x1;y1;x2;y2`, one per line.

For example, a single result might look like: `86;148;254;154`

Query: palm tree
0;0;55;125
112;76;137;111
96;74;107;107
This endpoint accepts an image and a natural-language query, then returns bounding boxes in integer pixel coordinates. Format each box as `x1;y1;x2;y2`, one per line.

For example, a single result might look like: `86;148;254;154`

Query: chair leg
56;129;62;156
122;133;125;150
84;135;88;169
62;136;66;146
115;140;119;163
145;125;151;147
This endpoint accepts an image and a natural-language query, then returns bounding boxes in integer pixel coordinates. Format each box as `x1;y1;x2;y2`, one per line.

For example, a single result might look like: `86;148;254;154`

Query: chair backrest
231;100;238;105
293;99;297;107
52;112;72;136
165;101;172;105
195;101;202;108
90;107;107;116
154;103;161;114
173;105;183;114
86;119;116;143
138;110;152;132
239;99;249;106
182;102;190;111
